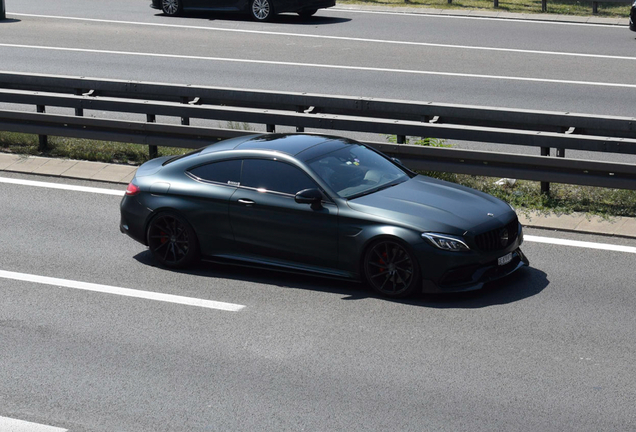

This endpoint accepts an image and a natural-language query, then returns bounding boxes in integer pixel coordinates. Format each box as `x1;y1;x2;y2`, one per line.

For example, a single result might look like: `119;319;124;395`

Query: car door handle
237;199;255;206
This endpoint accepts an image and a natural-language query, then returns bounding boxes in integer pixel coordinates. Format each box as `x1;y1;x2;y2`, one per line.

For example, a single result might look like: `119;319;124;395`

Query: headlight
422;233;470;252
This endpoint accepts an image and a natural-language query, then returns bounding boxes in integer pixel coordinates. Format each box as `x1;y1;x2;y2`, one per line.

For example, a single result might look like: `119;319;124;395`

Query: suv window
189;159;242;186
241;159;316;195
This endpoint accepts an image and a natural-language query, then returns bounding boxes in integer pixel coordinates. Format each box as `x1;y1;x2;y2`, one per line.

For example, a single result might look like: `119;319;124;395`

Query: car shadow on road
0;19;21;24
153;12;351;25
134;251;548;308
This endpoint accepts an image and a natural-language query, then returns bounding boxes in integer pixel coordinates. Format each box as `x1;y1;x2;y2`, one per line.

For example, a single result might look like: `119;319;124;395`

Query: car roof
200;133;357;159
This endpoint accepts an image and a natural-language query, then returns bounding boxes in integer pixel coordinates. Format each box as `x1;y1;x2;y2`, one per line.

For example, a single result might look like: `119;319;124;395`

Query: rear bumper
120;195;152;246
276;0;336;13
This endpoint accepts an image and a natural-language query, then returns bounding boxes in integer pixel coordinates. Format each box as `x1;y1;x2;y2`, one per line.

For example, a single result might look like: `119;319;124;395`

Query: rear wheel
162;0;183;16
250;0;274;21
363;239;420;298
147;212;199;268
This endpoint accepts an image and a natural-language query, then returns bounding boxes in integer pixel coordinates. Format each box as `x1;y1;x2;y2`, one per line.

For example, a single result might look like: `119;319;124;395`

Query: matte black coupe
120;134;529;298
152;0;335;21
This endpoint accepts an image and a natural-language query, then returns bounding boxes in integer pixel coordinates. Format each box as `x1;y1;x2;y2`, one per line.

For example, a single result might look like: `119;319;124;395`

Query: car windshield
307;144;409;199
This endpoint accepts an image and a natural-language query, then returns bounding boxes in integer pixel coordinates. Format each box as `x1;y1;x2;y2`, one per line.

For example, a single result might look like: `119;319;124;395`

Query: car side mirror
295;188;323;209
391;157;403;166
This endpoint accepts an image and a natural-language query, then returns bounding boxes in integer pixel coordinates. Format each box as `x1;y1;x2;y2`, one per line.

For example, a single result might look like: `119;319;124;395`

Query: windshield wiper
347;180;404;200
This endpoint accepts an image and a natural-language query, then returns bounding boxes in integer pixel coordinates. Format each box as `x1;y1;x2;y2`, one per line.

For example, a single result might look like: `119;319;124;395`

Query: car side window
188;160;242;186
241;159;317;195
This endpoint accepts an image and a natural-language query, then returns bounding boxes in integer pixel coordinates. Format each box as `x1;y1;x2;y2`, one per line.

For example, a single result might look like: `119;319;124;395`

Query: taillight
125;182;140;196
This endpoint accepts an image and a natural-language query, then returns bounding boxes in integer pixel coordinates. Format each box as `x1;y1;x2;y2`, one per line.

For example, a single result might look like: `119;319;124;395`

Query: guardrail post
397;135;406;144
542;0;547;11
36;105;48;151
147;114;158;159
447;0;452;4
296;107;305;132
540;147;550;194
1;0;6;20
493;0;499;7
267;124;275;133
74;89;84;116
181;97;190;125
592;1;598;13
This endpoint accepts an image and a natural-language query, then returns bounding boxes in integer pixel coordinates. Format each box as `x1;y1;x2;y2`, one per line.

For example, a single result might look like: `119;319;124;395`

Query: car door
185;159;242;256
229;158;339;270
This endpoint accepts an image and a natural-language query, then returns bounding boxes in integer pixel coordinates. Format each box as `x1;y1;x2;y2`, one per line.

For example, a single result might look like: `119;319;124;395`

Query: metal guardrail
1;71;636;192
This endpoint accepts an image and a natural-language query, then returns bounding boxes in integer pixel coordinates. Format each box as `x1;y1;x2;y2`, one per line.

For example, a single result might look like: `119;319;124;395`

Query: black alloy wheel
162;0;183;16
250;0;274;21
147;213;199;268
298;9;317;18
363;239;420;298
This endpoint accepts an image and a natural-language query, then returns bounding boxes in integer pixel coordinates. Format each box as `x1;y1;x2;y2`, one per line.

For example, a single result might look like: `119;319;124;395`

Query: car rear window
188;160;242;186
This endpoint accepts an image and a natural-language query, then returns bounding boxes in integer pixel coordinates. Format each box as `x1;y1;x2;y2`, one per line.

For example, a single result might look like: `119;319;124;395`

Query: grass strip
337;0;631;17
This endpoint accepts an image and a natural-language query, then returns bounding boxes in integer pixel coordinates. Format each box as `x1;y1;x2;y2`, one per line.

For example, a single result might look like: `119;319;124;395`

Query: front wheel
250;0;274;21
147;212;199;269
162;0;183;16
363;239;420;298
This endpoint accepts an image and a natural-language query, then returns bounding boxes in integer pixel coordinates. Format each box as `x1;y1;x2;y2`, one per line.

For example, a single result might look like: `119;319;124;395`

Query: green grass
337;0;631;17
424;171;636;218
2;131;635;218
0;132;190;165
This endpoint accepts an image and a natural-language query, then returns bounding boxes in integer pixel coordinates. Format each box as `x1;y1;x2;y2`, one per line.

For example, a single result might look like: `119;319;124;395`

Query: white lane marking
329;8;627;28
0;416;67;432
0;176;125;196
525;235;636;254
0;270;246;312
2;43;636;89
8;13;634;61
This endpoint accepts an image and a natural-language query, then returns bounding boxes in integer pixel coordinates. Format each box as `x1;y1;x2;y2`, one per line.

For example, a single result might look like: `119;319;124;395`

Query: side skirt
203;254;359;282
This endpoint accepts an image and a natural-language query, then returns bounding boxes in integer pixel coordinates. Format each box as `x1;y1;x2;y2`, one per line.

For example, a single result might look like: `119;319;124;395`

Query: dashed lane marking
0;270;246;312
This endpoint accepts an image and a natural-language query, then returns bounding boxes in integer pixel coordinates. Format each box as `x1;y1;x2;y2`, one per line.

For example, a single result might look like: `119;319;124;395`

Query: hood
347;175;515;234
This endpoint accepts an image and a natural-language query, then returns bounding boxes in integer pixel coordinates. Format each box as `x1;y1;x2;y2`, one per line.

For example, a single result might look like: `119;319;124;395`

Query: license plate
498;252;513;266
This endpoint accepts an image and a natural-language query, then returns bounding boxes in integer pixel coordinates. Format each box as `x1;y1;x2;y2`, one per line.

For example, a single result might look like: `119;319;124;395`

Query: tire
147;212;199;269
162;0;183;16
363;239;420;298
298;9;317;18
250;0;274;21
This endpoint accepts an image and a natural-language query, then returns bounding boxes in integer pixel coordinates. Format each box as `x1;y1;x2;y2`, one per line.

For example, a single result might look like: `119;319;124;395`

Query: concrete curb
332;4;630;26
2;153;635;239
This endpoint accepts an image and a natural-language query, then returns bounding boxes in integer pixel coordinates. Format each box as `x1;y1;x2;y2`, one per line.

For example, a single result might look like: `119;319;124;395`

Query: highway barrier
1;71;636;192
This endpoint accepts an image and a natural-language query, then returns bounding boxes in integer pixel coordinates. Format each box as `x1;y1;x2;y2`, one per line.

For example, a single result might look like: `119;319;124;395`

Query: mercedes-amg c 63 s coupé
120;133;529;298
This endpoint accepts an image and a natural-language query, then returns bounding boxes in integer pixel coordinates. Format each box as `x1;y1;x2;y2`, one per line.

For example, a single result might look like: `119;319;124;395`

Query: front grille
474;217;519;251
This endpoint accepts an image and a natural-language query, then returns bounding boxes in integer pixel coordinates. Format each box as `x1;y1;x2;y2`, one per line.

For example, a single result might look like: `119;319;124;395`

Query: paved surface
1;166;636;432
1;151;635;238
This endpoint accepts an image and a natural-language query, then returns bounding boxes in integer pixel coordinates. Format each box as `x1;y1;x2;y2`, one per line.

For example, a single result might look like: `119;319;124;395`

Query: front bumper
421;248;529;293
417;223;529;293
150;1;161;10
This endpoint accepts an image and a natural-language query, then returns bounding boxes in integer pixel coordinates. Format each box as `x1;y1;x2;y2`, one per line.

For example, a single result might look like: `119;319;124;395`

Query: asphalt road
2;0;636;163
1;4;636;430
2;0;636;115
1;173;635;431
